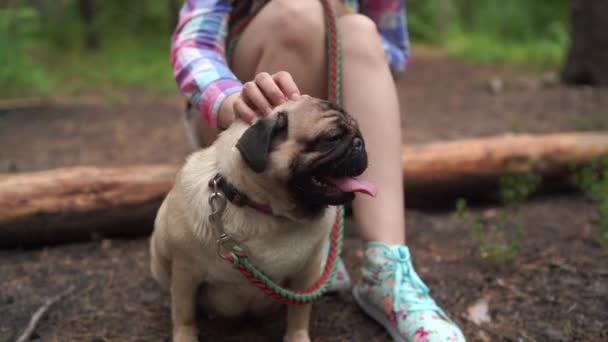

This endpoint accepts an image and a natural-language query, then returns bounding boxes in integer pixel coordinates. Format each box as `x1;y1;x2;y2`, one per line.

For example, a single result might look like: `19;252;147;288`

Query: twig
495;278;529;299
15;285;76;342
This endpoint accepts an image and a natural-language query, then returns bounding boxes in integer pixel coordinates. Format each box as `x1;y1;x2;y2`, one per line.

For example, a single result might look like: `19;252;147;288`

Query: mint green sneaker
353;242;465;342
321;239;351;291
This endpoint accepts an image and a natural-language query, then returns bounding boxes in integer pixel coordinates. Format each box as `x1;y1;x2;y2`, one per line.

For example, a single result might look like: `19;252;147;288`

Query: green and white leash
212;0;344;305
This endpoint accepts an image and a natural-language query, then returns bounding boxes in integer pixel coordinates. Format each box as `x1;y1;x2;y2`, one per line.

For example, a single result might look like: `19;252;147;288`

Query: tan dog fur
150;98;363;342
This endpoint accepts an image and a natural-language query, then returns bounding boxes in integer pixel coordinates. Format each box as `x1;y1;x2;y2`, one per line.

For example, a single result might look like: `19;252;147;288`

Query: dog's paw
173;325;198;342
283;330;311;342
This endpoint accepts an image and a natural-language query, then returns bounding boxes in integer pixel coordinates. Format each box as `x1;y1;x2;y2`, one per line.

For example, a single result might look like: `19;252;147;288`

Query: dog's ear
236;111;288;173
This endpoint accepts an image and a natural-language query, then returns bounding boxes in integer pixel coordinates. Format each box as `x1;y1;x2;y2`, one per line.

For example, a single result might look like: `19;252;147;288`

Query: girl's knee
263;0;325;50
339;14;386;66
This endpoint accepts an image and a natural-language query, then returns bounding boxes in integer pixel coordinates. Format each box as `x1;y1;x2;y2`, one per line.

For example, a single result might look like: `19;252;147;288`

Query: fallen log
1;132;607;248
0;165;178;248
401;132;608;204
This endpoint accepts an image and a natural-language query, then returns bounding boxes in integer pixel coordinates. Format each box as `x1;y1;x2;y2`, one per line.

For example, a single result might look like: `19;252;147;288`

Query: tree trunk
78;0;100;50
1;132;607;248
562;0;608;86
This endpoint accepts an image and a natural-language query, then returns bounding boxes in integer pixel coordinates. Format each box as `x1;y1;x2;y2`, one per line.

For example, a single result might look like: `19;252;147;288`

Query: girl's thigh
230;0;329;97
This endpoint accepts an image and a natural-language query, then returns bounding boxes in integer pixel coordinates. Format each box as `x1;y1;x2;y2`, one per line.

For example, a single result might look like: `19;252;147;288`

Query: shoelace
384;246;448;318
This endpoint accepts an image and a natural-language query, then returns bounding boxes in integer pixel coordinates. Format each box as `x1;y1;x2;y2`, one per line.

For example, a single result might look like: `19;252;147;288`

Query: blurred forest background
2;0;575;100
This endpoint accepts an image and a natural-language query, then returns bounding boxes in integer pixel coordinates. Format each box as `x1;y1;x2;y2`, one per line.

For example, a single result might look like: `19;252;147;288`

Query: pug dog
150;96;376;342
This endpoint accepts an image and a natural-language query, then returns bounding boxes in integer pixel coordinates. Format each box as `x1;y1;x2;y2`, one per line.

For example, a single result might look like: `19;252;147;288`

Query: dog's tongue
327;177;377;197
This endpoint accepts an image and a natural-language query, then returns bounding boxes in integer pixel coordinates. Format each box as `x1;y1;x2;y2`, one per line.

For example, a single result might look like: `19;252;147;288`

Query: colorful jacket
171;0;409;127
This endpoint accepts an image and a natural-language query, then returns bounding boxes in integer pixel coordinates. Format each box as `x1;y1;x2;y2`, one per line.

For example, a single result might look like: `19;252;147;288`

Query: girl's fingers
242;81;272;116
272;71;301;100
255;72;286;106
233;97;257;124
235;71;300;126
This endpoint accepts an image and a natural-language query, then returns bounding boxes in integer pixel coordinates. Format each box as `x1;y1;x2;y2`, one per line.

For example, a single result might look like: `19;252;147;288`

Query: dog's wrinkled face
236;96;375;214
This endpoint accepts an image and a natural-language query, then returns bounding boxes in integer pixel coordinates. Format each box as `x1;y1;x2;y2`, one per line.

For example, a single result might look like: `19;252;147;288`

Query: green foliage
0;7;49;98
498;173;542;205
405;0;441;43
43;34;176;97
38;0;172;48
38;2;83;49
572;158;608;246
444;32;567;69
2;1;175;99
456;198;523;264
451;0;568;43
407;0;569;68
455;172;542;264
2;0;572;98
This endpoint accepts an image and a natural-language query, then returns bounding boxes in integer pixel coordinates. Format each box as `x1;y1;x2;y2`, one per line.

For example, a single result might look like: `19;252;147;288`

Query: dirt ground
1;50;608;341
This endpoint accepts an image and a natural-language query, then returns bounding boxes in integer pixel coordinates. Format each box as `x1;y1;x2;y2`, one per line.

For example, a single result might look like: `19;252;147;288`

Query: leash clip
208;178;234;259
209;178;227;221
216;233;237;260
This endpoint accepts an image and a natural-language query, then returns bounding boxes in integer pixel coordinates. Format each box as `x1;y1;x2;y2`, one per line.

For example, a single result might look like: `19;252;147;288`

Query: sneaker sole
352;287;406;342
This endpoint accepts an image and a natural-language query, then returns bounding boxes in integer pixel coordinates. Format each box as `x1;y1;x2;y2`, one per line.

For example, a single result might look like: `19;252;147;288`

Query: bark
0;165;177;248
562;0;608;86
402;132;608;204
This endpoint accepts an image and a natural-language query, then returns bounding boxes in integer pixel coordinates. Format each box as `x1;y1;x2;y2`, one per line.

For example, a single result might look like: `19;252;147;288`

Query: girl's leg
229;2;405;246
334;13;463;342
234;4;406;245
338;15;406;245
230;0;327;97
191;0;327;147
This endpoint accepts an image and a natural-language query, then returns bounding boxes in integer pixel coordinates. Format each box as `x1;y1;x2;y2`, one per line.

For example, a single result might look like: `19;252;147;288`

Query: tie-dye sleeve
359;0;410;74
170;0;243;128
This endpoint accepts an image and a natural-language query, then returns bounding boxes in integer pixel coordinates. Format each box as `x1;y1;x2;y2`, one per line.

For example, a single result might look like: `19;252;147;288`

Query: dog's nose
352;137;363;151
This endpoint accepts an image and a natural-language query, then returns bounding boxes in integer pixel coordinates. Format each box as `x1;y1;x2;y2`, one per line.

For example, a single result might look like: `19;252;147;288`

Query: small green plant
455;198;523;264
572;158;608;246
498;173;542;205
455;173;541;263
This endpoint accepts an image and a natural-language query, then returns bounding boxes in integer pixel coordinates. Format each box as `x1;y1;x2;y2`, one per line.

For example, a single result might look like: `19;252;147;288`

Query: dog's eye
305;129;346;152
322;131;344;143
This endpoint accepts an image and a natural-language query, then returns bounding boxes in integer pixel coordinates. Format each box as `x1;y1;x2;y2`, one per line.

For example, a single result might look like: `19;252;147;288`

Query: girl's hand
218;71;301;128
